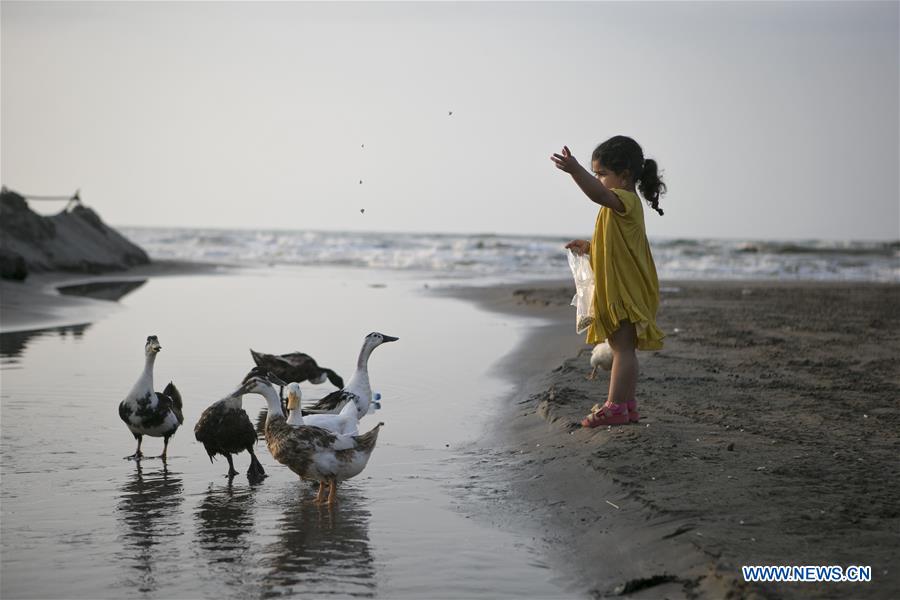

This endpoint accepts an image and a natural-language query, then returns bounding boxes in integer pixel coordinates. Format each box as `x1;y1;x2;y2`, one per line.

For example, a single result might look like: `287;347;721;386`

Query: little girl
550;135;666;427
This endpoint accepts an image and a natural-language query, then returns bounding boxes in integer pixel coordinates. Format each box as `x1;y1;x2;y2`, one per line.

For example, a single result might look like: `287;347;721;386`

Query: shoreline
0;260;229;333
443;279;900;599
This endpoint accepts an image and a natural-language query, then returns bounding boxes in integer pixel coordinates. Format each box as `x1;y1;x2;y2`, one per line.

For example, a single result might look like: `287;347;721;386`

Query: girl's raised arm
551;146;625;212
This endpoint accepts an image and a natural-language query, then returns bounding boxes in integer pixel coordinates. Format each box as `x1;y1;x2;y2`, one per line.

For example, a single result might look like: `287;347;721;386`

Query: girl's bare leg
607;321;638;405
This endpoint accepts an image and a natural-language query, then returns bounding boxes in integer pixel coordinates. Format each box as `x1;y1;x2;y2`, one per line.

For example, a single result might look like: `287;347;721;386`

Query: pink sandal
581;402;630;427
627;399;640;422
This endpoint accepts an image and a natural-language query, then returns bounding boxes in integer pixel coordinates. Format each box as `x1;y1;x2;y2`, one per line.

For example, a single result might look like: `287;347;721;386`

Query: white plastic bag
567;249;595;333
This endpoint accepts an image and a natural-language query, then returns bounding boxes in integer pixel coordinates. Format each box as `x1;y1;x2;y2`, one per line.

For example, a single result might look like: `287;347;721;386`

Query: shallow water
0;266;574;599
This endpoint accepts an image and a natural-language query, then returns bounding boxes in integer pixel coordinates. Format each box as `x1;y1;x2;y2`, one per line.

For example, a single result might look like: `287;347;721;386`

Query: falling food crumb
359;180;363;184
360;209;365;214
361;144;365;148
448;111;453;116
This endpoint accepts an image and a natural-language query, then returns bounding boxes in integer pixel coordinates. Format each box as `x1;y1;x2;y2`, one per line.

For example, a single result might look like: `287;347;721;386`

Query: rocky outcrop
0;188;150;278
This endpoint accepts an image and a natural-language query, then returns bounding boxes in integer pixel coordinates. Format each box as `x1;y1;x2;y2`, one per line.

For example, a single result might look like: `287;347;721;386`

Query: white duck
285;382;360;436
305;332;398;417
589;342;614;379
118;335;184;460
242;368;384;506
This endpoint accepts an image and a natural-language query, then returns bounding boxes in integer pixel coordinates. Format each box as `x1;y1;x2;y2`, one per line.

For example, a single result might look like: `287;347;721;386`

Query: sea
121;227;900;283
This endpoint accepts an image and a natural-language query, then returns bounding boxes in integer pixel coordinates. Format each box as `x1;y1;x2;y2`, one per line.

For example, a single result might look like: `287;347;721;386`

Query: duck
305;332;398;417
285;382;360;436
242;368;384;505
194;380;267;481
250;349;344;390
118;335;184;460
589;342;614;380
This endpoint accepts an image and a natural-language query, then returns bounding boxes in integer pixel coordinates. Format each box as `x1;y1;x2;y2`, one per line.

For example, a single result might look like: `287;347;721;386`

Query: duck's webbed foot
124;436;144;460
247;452;267;482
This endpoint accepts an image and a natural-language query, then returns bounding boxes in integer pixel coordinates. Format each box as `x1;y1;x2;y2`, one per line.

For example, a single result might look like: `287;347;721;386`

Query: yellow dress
587;188;664;350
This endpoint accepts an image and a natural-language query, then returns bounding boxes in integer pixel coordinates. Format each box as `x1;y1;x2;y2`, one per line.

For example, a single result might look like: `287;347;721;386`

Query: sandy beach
445;280;900;599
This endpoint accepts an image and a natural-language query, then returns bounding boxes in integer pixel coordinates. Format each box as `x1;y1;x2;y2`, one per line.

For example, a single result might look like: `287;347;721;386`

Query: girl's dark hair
591;135;666;216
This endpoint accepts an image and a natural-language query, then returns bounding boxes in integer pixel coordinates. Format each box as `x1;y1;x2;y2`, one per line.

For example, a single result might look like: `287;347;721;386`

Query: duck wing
250;349;294;372
162;382;183;424
253;408;268;439
279;352;318;369
267;421;339;466
280;353;344;388
251;349;318;383
352;422;384;453
306;389;354;413
195;402;257;458
118;400;132;425
194;402;223;442
320;368;345;389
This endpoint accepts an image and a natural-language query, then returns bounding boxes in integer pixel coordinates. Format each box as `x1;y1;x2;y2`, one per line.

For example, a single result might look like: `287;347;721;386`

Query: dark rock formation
0;188;150;278
0;248;28;281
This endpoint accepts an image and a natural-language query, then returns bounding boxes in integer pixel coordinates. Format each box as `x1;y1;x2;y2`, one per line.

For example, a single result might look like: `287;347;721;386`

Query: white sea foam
120;227;900;283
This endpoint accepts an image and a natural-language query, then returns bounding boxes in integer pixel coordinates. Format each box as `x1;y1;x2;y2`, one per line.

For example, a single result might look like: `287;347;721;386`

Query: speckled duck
242;368;383;505
118;335;183;460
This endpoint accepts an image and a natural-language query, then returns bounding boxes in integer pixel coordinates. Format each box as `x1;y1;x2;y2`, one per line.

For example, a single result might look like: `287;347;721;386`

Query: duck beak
381;335;399;343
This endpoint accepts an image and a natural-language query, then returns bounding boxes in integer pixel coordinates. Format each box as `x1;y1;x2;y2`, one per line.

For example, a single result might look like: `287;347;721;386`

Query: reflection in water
193;480;258;592
260;485;377;598
56;279;147;301
249;409;378;597
0;323;91;364
115;463;184;595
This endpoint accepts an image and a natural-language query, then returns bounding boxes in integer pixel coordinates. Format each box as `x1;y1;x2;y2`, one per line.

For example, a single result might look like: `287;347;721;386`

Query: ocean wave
119;227;899;283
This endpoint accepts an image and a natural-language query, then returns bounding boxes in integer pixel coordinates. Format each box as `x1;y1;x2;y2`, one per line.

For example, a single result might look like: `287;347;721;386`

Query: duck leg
587;366;598;380
225;454;239;478
314;481;327;504
156;436;172;461
326;479;338;506
247;449;266;481
124;434;143;460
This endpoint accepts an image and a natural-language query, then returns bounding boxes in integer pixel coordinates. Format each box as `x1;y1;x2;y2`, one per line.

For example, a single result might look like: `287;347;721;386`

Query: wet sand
446;280;900;599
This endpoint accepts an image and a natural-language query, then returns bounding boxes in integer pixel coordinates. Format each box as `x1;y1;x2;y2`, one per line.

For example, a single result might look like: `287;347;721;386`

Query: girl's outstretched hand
551;146;580;173
565;239;591;256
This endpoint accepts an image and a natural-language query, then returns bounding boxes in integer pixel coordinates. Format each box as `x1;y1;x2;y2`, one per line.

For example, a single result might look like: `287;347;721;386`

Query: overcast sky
2;1;898;240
